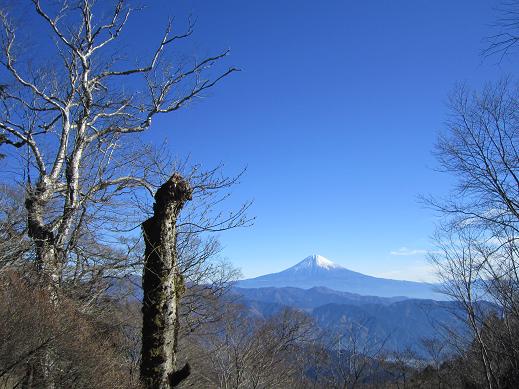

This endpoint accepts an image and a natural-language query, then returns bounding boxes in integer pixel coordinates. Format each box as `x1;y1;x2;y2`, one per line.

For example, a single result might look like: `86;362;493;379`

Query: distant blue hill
233;286;409;310
236;254;443;300
310;299;471;356
231;285;496;357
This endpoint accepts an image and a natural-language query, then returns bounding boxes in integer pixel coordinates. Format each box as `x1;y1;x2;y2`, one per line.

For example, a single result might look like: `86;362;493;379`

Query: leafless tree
420;337;449;389
0;2;249;388
484;0;519;60
0;0;238;292
426;80;519;388
180;306;317;389
0;269;141;389
430;228;502;388
317;321;389;389
174;169;248;339
0;184;31;269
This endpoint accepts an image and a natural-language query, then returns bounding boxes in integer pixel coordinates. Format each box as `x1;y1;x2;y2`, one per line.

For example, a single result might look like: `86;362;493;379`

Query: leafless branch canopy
428;80;519;388
484;1;519;60
0;0;239;286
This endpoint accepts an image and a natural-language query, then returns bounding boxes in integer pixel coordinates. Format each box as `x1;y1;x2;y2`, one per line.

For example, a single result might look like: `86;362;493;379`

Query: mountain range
111;254;486;357
233;288;470;356
233;285;409;309
236;254;443;300
231;255;474;356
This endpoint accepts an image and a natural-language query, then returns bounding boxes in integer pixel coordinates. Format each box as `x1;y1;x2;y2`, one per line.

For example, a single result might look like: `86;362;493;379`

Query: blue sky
10;0;519;281
136;0;519;281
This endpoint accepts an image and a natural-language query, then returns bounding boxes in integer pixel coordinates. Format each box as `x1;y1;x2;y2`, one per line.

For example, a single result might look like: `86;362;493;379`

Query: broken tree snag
140;173;193;389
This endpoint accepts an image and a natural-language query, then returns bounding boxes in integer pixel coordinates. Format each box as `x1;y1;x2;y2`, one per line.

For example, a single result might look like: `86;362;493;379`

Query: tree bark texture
25;180;61;288
140;173;192;389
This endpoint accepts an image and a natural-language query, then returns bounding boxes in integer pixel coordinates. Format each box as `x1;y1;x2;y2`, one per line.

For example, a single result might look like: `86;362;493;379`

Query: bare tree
0;184;31;270
427;81;519;388
0;269;141;389
0;0;238;291
430;228;501;388
485;0;519;60
317;321;389;389
0;2;246;388
181;306;317;389
420;337;449;388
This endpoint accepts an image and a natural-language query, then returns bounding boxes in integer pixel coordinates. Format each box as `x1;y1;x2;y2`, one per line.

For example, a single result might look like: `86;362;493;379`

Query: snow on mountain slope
236;254;443;299
291;254;343;271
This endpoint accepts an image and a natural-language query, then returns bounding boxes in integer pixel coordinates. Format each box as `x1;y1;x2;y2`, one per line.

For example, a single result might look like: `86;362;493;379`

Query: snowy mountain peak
236;253;440;299
293;254;343;270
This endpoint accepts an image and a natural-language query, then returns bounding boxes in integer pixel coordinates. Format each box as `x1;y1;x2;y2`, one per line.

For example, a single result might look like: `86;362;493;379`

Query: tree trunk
24;182;60;389
140;173;192;389
25;181;61;289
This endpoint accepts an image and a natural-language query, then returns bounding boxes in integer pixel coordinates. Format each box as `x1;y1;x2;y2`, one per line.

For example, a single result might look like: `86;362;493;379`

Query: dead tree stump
140;173;192;389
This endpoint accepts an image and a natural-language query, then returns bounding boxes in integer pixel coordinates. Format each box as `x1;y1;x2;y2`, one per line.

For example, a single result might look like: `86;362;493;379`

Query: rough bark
141;173;192;389
23;183;59;389
25;180;61;287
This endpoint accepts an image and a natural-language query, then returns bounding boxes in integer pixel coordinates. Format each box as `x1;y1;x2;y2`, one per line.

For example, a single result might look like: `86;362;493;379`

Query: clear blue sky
139;0;519;281
13;0;519;281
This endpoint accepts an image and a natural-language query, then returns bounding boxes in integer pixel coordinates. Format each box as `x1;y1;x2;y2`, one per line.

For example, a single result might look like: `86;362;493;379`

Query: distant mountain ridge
233;286;409;310
231;285;496;357
237;254;442;300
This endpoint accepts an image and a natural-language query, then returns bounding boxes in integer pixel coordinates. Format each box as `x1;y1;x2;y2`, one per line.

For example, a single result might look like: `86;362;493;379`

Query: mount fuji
236;254;442;299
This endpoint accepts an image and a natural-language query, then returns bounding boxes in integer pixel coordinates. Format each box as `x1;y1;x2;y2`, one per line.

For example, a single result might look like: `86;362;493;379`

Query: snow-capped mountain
290;254;342;271
236;254;442;299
